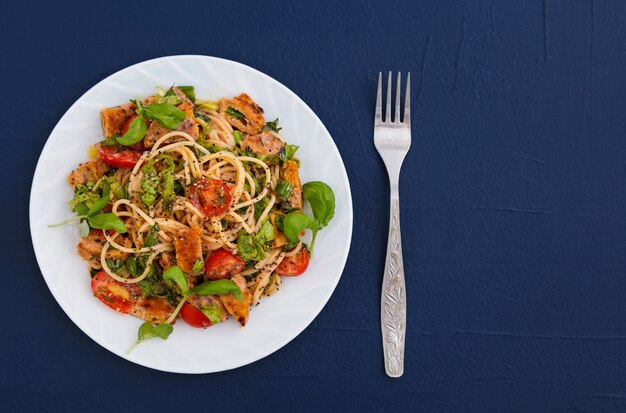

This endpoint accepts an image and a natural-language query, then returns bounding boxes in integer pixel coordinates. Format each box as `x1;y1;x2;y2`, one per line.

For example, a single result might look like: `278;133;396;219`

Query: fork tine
375;72;382;125
385;71;392;123
403;72;410;125
394;72;401;122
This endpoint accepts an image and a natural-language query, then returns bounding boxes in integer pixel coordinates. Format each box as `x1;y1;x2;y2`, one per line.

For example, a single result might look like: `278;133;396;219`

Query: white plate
29;55;353;373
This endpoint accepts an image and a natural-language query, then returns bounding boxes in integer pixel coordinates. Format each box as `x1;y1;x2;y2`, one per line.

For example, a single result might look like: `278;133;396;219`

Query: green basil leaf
87;183;110;216
69;185;100;213
226;106;244;119
255;219;274;245
262;118;282;133
129;322;173;352
199;305;222;324
285;144;299;160
237;230;266;261
125;255;138;276
117;117;147;146
143;102;187;129
177;86;196;103
103;176;126;199
162;265;189;294
87;213;127;233
139;322;172;341
302;181;335;228
74;202;90;216
282;212;319;243
100;134;120;147
79;220;90;237
192;279;242;301
143;223;159;247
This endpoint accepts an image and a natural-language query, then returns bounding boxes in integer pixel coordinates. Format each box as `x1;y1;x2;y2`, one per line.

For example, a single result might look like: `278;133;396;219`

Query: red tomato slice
96;142;142;168
180;303;212;328
205;248;245;280
91;271;141;313
189;178;232;217
276;248;309;276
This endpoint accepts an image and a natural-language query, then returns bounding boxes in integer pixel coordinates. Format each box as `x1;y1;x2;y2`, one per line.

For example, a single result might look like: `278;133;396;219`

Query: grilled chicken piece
77;230;130;262
186;293;229;323
240;131;285;156
281;160;303;210
219;93;265;135
174;226;204;275
100;102;137;138
130;296;176;324
220;274;251;327
91;271;174;323
143;100;199;148
67;158;110;190
158;251;175;270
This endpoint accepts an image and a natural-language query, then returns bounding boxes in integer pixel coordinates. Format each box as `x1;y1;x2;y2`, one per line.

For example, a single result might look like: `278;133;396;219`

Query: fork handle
381;196;406;378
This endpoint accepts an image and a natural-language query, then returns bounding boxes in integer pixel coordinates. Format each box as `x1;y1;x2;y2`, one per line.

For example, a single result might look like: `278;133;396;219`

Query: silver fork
374;71;411;378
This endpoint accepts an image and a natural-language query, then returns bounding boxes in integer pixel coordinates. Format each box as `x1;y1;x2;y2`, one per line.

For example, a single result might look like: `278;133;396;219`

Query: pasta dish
55;86;335;349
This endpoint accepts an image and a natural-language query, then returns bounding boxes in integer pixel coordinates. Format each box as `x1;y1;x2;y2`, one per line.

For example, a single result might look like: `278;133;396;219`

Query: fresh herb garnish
100;134;121;147
280;181;335;254
51;181;127;234
226;106;244;119
199;305;222;324
133;100;187;130
262;118;282;133
177;86;195;102
116;117;147;146
128;277;242;353
191;279;243;300
275;180;294;200
106;258;125;273
128;322;173;353
162;265;189;294
143;223;160;247
302;181;335;228
87;213;128;233
237;231;266;261
284;144;299;160
236;219;275;261
140;155;176;208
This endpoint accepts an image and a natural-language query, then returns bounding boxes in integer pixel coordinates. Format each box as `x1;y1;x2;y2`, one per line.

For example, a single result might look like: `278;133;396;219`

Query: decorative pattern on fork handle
381;199;406;377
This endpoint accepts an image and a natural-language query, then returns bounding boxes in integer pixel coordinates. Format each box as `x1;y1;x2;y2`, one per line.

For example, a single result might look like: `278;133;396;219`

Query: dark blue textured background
3;0;626;411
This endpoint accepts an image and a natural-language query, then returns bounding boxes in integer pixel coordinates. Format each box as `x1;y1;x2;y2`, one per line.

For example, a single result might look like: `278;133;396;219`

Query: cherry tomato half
91;271;141;313
205;248;245;280
276;248;309;276
96;142;142;168
189;178;232;217
180;303;212;328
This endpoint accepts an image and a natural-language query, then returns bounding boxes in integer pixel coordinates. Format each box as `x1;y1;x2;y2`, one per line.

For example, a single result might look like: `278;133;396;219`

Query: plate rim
29;54;353;373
